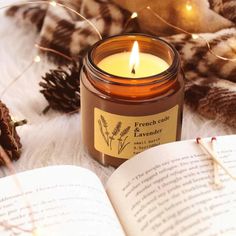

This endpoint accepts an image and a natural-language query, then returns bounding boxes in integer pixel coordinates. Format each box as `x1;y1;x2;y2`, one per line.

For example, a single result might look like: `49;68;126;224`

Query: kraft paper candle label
94;106;178;159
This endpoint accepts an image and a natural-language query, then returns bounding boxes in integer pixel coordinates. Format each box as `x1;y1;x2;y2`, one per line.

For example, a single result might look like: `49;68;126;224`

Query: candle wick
131;64;136;75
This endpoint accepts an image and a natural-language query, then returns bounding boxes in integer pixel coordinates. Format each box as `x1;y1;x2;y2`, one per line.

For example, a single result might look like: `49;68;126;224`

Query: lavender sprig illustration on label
118;126;131;154
97;114;131;154
98;115;109;146
109;122;122;150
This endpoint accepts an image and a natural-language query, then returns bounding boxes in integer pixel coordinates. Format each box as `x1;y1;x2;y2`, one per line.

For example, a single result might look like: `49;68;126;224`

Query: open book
0;135;235;236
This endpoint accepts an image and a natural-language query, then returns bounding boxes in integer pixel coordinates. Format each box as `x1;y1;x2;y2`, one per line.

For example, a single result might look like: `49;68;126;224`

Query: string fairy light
0;0;102;98
146;5;236;62
34;55;41;63
0;46;74;99
50;0;56;7
0;56;41;99
185;1;193;12
0;0;234;234
35;43;73;61
131;12;138;19
0;0;103;63
1;0;233;100
191;33;199;40
123;11;138;32
0;0;102;40
124;5;236;62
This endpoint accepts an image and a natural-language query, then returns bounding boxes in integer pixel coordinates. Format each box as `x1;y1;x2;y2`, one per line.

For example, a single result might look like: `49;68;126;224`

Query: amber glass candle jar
81;34;184;168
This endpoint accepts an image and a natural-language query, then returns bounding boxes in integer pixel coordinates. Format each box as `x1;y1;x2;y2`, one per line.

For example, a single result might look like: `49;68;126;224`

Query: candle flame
129;41;140;74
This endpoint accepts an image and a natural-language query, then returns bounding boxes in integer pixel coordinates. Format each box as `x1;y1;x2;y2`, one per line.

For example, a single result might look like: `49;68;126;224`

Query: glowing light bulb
131;12;138;19
186;2;193;11
34;55;41;63
32;228;48;236
192;34;199;40
50;1;57;7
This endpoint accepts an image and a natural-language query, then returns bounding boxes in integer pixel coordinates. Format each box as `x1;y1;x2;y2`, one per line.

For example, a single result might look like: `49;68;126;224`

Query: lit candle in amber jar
81;34;184;168
97;41;169;78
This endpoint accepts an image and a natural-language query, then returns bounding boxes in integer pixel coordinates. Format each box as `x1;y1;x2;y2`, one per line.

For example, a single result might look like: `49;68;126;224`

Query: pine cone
0;101;23;165
39;61;82;113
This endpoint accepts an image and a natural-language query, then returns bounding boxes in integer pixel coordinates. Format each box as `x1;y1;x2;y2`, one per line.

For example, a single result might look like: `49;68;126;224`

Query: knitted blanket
6;0;236;128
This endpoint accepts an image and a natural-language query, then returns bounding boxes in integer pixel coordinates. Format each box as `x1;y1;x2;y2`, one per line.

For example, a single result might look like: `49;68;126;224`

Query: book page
106;135;236;236
0;165;125;236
